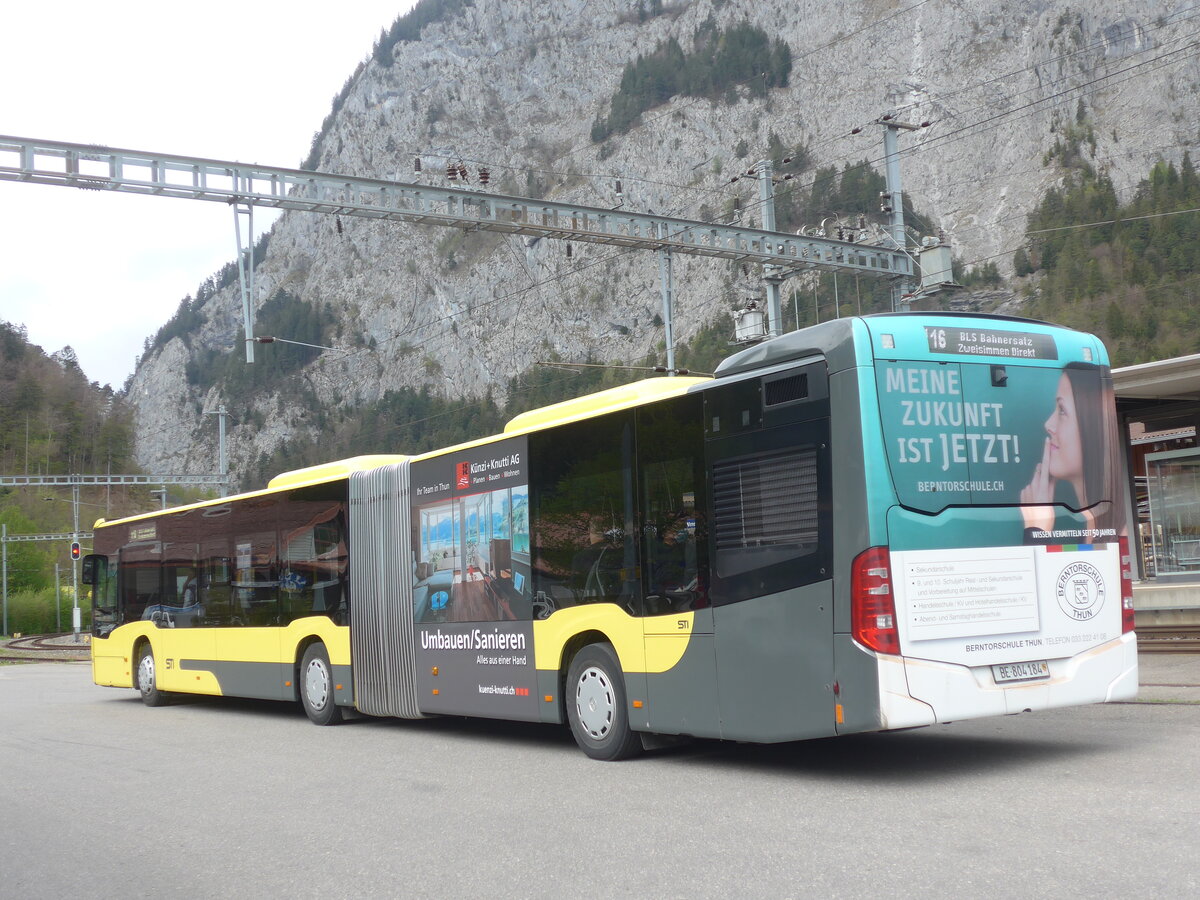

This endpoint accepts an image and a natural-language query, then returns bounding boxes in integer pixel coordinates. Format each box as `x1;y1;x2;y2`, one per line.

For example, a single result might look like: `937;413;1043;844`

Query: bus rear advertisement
84;312;1136;759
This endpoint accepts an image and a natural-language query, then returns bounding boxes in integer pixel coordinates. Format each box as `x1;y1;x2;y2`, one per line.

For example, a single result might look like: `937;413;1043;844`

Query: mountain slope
126;0;1199;487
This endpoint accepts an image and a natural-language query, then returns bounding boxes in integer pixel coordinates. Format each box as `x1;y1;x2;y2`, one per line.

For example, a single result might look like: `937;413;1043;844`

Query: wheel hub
138;652;154;693
305;658;330;710
575;665;614;739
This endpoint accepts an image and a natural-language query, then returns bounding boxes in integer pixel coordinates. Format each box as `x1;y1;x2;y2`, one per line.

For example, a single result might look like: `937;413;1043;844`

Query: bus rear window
876;359;1122;520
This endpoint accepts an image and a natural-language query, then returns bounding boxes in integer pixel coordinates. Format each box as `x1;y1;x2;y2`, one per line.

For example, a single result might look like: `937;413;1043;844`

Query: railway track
0;632;90;662
1136;625;1200;653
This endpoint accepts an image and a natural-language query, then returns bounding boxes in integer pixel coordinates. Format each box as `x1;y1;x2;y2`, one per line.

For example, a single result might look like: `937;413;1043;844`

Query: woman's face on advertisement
1044;373;1083;481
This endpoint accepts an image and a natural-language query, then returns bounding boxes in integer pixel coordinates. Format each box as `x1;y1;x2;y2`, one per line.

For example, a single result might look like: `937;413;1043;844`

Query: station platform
1133;579;1200;626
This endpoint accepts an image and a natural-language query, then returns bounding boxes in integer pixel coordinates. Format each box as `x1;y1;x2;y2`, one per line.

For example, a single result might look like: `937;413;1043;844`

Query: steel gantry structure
0;129;920;367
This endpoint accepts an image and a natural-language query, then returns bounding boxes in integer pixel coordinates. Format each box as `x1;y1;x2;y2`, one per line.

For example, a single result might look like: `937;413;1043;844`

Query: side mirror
81;554;102;585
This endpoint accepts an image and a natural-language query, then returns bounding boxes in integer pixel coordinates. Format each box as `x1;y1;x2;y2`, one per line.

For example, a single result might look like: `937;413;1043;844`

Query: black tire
565;643;642;761
300;643;344;726
135;643;170;707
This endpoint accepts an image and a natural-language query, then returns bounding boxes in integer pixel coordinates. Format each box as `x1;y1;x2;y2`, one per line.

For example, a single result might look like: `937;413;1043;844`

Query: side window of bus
708;439;830;603
278;498;347;625
705;371;832;605
529;411;638;616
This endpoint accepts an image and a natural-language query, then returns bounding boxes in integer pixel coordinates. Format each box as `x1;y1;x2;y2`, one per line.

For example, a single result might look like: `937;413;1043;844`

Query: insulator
615;179;622;195
836;227;845;241
782;156;793;164
457;163;469;181
336;216;343;235
446;162;457;180
881;113;894;121
851;127;862;135
921;120;933;128
414;157;422;173
479;167;490;185
566;242;573;258
733;197;742;212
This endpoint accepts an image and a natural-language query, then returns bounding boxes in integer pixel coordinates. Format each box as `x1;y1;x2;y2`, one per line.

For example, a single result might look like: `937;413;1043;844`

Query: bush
4;587;88;636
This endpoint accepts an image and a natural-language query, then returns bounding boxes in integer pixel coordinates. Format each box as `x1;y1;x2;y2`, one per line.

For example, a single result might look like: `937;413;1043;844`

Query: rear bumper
876;632;1138;729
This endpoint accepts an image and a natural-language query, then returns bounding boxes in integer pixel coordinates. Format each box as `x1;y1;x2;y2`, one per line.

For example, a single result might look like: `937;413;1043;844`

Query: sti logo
456;461;471;490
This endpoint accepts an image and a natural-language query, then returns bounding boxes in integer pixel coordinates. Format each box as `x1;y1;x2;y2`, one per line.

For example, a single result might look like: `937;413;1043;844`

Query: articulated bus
85;312;1137;759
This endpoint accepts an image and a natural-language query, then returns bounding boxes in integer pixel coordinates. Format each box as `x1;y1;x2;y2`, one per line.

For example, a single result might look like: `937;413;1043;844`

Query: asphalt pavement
1136;652;1200;703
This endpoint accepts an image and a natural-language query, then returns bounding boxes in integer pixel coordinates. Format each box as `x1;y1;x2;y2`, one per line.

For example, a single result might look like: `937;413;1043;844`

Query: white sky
0;1;416;388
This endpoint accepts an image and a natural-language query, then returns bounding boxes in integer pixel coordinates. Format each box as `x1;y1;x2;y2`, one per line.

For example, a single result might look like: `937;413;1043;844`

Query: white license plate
992;660;1050;684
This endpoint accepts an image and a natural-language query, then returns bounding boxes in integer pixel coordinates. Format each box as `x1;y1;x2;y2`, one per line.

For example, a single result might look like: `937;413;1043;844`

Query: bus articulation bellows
84;313;1137;759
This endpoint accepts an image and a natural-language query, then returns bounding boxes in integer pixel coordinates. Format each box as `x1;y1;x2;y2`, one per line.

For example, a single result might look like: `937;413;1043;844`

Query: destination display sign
925;325;1058;360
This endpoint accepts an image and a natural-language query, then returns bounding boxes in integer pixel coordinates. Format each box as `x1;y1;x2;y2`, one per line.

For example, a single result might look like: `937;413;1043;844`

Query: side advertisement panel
410;436;539;720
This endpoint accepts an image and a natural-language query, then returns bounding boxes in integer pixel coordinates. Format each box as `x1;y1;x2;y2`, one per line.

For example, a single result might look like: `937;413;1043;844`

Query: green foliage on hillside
0;322;136;477
1020;153;1200;365
771;157;929;237
244;316;756;492
0;321;148;611
184;290;337;399
591;21;791;142
675;311;737;374
247;384;504;489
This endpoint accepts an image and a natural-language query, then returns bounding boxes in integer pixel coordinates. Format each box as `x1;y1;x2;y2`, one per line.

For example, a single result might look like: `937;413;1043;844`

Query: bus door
706;366;836;742
152;539;215;693
216;507;287;701
637;395;718;738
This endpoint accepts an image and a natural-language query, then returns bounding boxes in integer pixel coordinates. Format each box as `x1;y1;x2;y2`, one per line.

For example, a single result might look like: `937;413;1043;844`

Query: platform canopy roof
1113;354;1200;402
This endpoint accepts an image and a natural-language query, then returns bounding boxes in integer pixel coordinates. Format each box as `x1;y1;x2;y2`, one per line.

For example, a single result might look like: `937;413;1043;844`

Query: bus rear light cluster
1119;536;1135;634
851;546;900;654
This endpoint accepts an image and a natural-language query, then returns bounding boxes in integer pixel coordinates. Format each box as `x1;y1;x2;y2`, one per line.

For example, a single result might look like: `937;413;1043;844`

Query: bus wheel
300;643;344;726
566;643;642;761
135;643;169;707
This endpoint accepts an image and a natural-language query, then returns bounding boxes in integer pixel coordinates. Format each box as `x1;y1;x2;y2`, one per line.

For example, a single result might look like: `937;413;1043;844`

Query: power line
1026;204;1200;236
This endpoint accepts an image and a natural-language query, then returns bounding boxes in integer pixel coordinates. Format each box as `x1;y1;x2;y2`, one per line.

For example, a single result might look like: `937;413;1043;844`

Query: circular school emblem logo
1055;562;1106;621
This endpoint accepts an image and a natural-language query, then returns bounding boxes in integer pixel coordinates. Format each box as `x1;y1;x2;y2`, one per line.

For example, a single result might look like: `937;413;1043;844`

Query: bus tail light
852;546;900;655
1119;536;1135;634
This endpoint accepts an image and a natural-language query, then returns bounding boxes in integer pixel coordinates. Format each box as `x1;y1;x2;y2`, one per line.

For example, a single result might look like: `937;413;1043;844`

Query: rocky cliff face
128;0;1200;485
